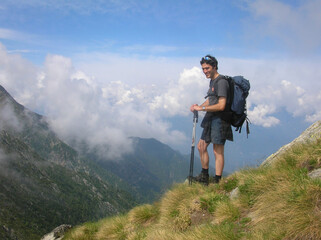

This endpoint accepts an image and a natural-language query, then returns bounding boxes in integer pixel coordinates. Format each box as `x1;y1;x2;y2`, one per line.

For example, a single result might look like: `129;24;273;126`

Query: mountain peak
0;85;24;110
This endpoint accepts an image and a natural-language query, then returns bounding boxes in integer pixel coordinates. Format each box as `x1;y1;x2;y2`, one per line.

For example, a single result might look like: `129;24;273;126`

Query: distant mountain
87;137;202;202
0;85;137;239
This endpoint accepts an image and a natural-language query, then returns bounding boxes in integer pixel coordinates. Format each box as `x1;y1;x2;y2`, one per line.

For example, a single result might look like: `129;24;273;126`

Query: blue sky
0;0;247;58
0;0;321;171
2;0;317;60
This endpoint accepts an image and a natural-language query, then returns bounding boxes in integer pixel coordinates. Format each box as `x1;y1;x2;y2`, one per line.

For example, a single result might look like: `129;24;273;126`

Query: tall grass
63;140;321;240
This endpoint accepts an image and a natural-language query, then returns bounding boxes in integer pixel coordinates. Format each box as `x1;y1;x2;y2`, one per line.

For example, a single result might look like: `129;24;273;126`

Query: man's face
201;63;216;79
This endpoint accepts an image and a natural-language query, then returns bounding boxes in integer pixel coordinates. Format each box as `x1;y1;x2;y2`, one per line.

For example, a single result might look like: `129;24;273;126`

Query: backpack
219;75;251;136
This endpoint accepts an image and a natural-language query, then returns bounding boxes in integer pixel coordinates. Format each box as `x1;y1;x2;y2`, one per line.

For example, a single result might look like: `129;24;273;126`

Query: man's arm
190;99;209;112
193;97;226;112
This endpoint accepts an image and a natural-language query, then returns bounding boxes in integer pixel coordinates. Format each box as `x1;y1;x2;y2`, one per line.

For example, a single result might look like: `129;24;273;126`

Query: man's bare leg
191;139;210;185
197;139;210;169
213;144;224;183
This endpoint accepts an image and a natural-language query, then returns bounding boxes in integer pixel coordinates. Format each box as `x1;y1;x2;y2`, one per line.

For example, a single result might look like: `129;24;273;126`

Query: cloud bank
1;44;193;158
1;45;321;159
1;41;321;157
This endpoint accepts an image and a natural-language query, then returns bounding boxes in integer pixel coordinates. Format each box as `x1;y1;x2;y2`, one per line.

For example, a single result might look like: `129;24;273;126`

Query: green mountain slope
0;85;138;239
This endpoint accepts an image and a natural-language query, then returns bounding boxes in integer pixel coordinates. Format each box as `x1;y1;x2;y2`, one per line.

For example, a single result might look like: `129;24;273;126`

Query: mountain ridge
0;84;195;239
0;85;138;239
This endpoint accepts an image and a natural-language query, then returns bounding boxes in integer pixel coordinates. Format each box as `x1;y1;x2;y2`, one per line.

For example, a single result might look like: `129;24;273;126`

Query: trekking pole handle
193;110;198;123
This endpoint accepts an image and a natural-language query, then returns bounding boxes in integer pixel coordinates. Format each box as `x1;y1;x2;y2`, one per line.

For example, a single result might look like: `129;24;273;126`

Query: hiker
190;55;233;185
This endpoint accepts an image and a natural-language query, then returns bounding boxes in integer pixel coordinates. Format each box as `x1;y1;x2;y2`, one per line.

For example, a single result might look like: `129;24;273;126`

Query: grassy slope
63;139;321;240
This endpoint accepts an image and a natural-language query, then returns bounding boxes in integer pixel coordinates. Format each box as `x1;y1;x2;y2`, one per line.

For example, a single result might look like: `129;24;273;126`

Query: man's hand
193;105;203;111
190;104;198;112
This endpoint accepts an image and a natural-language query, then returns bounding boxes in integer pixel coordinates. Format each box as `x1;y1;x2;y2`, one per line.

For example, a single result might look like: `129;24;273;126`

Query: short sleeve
217;79;229;98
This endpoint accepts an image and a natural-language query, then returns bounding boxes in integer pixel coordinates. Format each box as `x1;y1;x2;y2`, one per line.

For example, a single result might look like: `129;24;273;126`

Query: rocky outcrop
261;120;321;166
229;187;240;200
308;168;321;179
41;224;72;240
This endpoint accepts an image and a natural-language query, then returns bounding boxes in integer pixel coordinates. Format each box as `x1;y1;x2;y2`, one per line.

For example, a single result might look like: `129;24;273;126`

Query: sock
201;168;209;175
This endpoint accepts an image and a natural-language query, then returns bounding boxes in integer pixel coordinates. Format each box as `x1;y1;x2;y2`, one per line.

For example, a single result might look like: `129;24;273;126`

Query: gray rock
229;187;240;200
41;224;72;240
308;168;321;179
261;120;321;166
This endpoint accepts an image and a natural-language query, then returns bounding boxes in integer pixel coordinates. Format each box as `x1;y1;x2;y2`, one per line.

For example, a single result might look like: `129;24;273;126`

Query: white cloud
149;67;207;116
1;44;191;158
248;104;280;127
0;100;23;132
73;52;194;88
0;43;38;102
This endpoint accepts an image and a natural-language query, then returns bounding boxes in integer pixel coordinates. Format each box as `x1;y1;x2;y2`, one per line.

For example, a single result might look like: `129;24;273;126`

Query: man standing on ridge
190;55;233;185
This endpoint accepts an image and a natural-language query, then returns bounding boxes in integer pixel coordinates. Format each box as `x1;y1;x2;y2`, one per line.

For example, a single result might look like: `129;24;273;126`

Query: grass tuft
199;192;229;213
127;204;159;227
94;215;128;240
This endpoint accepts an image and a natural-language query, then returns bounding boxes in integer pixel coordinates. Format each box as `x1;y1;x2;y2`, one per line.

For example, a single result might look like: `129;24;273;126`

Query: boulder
308;168;321;179
261;121;321;166
41;224;72;240
229;187;240;200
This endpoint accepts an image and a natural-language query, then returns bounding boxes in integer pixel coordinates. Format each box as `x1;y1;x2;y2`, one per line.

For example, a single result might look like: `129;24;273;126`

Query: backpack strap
216;75;234;112
236;117;251;138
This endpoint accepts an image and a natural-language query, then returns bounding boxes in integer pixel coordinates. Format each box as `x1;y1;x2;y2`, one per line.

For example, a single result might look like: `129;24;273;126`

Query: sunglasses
201;56;214;62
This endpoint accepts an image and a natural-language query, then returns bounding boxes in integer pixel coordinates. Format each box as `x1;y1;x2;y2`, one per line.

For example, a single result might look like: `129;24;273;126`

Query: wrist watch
202;106;206;111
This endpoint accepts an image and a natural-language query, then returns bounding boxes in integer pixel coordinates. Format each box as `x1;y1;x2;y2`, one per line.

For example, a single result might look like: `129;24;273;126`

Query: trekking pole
189;110;198;185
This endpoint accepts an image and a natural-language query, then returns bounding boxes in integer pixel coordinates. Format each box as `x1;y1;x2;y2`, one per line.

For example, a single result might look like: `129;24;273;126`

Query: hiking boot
191;172;209;186
209;175;222;184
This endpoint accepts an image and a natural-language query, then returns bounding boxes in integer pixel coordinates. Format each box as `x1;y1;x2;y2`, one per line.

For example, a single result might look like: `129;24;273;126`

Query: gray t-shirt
207;75;230;106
